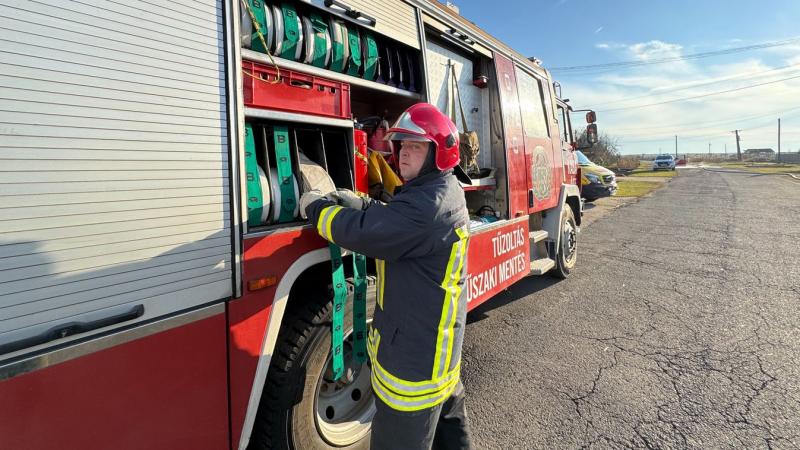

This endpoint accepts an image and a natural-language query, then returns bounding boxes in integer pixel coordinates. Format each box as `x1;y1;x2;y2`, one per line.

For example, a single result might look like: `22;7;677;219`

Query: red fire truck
0;0;597;449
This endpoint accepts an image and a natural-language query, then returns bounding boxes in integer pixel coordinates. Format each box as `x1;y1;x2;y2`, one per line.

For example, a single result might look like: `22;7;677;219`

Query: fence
777;153;800;163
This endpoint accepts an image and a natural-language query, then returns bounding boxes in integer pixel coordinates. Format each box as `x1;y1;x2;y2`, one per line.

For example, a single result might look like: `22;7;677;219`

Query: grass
716;162;800;174
615;179;664;197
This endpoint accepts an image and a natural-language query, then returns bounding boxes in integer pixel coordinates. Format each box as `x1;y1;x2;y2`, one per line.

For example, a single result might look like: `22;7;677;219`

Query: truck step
529;230;548;243
530;257;555;275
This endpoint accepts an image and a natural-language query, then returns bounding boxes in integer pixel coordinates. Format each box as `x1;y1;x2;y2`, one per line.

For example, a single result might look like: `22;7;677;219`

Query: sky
440;0;800;155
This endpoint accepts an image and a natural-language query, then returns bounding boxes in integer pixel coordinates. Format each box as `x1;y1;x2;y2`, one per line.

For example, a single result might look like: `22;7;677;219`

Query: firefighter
300;103;472;450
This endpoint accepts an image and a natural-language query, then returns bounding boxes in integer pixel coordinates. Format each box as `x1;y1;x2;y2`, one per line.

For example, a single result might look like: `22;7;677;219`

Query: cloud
627;40;683;61
595;26;603;34
558;39;800;153
595;42;626;51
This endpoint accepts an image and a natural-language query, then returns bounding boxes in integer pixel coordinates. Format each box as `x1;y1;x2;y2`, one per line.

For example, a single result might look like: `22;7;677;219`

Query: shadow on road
467;276;561;324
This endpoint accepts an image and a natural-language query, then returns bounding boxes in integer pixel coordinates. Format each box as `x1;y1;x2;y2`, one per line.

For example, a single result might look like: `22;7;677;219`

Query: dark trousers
370;381;472;450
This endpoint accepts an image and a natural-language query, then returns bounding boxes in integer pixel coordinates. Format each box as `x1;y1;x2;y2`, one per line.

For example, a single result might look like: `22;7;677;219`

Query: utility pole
674;135;678;158
733;130;742;161
778;118;781;162
708;142;711;156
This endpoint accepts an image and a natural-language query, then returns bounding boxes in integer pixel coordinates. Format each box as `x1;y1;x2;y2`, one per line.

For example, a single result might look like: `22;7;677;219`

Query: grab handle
0;304;145;356
324;0;377;27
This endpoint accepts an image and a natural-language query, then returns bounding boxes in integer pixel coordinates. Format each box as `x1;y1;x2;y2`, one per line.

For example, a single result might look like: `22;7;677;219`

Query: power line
597;73;800;113
607;106;800;133
607;107;800;137
598;63;800;107
550;36;800;72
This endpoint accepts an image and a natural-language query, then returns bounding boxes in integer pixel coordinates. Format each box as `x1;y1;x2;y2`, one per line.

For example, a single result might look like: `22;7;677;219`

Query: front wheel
248;283;376;450
551;206;578;279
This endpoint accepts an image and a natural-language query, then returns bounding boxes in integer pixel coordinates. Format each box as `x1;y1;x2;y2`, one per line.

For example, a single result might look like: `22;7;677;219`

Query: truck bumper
582;183;617;200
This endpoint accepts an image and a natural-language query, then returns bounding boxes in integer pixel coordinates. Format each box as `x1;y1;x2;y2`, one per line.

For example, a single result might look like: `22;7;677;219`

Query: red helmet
384;103;460;171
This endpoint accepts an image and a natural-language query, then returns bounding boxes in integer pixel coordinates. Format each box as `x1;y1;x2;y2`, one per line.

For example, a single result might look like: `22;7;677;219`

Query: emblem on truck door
531;145;552;201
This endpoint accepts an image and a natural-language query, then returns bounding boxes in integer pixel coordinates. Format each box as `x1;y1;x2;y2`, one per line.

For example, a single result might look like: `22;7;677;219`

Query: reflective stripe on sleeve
315;205;344;242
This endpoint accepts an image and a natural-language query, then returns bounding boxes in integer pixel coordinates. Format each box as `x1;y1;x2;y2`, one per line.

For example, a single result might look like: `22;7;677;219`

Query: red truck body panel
0;313;229;450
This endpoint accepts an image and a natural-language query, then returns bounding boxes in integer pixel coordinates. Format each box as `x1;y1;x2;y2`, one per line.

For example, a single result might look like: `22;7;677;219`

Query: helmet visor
383;131;432;143
384;111;427;138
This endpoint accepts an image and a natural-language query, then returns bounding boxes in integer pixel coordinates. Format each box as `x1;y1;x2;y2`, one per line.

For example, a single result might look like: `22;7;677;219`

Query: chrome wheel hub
315;329;375;446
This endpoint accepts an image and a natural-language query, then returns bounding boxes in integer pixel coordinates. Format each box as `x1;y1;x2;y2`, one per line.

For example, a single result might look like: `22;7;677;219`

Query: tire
249;282;376;450
551;206;578;279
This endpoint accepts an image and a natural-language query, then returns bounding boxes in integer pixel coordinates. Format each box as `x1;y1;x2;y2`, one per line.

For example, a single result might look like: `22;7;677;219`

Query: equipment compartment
244;120;355;231
241;0;422;93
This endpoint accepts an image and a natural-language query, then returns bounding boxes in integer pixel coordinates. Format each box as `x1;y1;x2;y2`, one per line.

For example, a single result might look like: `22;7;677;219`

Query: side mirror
585;111;597;124
586;123;598;145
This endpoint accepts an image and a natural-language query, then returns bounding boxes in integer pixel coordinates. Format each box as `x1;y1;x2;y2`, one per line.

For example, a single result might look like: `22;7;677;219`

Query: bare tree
576;129;621;167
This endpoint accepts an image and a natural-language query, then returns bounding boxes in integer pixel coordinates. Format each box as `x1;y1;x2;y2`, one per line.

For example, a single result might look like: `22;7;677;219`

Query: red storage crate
243;61;351;119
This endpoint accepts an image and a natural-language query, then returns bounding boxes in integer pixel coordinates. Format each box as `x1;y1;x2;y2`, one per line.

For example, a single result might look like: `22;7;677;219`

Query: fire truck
0;0;598;449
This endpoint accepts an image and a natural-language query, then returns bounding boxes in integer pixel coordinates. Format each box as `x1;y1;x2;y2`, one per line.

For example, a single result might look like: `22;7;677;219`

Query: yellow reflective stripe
455;225;469;240
376;259;385;309
315;206;335;237
367;326;460;396
371;371;459;412
324;206;343;242
432;227;468;380
443;238;467;374
367;327;381;360
372;357;460;395
315;205;343;242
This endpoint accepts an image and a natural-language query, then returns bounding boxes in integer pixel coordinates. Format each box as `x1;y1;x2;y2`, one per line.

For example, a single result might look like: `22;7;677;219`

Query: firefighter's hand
330;188;368;210
299;190;331;219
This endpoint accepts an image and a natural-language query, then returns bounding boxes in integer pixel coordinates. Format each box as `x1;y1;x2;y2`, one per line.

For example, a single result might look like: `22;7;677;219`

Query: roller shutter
0;0;232;355
425;40;491;168
316;0;420;49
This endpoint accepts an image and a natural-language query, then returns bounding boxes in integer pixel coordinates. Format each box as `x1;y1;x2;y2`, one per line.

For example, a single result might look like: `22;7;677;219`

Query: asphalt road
462;169;800;449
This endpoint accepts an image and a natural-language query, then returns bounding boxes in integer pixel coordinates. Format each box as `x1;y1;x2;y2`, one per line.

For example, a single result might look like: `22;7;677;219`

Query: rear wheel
551;206;578;279
249;283;376;450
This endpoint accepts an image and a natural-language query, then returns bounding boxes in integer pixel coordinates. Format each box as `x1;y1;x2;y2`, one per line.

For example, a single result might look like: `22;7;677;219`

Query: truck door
556;102;579;186
514;67;561;213
493;53;529;218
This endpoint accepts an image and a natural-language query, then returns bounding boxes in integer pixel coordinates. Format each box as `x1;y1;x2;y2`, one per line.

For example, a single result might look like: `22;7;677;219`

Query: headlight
586;173;600;183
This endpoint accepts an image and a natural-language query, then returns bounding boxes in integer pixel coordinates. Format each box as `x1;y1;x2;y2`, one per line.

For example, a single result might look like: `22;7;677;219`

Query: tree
576;129;621;167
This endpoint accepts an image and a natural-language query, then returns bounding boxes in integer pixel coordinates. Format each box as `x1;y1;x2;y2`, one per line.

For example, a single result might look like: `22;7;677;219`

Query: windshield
656;155;673;160
576;150;592;165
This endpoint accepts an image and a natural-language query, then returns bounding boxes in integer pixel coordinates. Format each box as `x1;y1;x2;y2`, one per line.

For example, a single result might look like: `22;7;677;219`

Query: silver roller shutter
314;0;420;50
0;0;232;356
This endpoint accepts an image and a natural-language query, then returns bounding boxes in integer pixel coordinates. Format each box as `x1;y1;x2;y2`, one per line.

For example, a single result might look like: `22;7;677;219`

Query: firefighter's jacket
307;170;470;411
